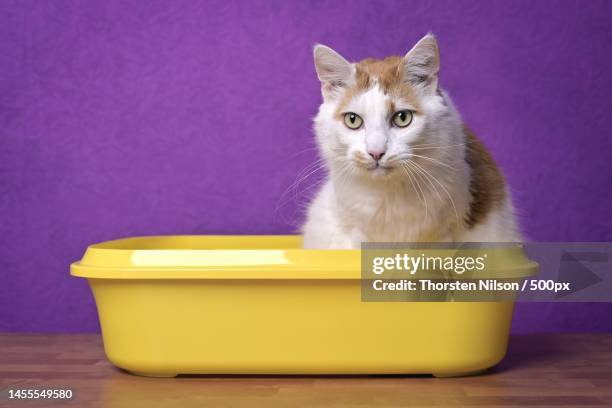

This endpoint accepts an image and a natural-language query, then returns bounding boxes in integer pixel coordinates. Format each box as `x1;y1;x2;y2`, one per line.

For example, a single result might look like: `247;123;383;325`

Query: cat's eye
343;112;363;130
392;110;413;128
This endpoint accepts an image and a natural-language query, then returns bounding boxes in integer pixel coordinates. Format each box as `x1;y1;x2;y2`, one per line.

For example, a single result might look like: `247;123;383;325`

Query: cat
302;34;521;249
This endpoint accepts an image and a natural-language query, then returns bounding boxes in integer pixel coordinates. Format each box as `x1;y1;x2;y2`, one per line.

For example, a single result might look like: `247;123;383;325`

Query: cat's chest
337;190;445;242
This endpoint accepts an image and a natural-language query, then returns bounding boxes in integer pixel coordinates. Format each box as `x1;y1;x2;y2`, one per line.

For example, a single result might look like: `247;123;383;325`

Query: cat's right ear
313;44;353;100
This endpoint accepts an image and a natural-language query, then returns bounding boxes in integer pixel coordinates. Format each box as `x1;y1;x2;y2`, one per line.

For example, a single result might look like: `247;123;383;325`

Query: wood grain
1;334;611;407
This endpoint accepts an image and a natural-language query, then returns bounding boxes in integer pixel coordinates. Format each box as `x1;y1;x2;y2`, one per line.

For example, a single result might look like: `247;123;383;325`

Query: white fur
302;36;521;249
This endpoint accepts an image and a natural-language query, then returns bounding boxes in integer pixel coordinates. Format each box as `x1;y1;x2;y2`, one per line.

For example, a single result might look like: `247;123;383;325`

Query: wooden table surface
0;333;611;408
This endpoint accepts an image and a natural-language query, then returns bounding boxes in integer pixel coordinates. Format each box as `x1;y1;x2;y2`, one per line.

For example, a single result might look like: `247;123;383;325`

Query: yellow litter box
70;235;536;377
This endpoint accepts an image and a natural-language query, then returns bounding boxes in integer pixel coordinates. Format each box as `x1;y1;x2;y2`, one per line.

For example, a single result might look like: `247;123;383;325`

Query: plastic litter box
70;235;536;377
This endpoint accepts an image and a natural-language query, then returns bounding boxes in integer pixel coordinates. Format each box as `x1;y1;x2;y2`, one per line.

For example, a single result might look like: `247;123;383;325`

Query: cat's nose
368;150;385;161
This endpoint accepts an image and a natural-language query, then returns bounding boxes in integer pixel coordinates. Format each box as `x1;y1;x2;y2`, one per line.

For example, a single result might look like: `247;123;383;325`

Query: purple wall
1;0;611;333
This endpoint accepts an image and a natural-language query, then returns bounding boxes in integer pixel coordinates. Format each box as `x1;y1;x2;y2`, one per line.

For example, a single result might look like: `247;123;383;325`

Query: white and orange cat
302;34;521;249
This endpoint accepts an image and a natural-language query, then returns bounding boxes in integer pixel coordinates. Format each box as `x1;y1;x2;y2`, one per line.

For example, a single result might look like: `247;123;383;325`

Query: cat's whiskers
274;149;355;223
385;152;454;171
286;146;321;160
407;153;455;170
400;163;429;219
385;147;459;222
289;160;327;190
406;161;444;204
331;161;355;190
410;160;460;223
410;165;429;220
274;158;327;215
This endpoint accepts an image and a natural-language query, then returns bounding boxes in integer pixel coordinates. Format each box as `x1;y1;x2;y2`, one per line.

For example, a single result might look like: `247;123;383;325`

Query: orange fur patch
335;56;421;118
463;127;507;227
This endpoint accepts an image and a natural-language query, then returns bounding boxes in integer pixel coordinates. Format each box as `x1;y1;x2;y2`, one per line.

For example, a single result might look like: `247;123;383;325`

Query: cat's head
313;34;459;180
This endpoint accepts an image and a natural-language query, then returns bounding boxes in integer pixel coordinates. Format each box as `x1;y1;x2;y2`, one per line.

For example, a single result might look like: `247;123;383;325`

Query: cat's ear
403;33;440;94
313;44;354;99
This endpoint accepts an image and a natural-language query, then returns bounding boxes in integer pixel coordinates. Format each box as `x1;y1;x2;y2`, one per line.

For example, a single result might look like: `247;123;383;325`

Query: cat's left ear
403;33;440;94
313;44;354;100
